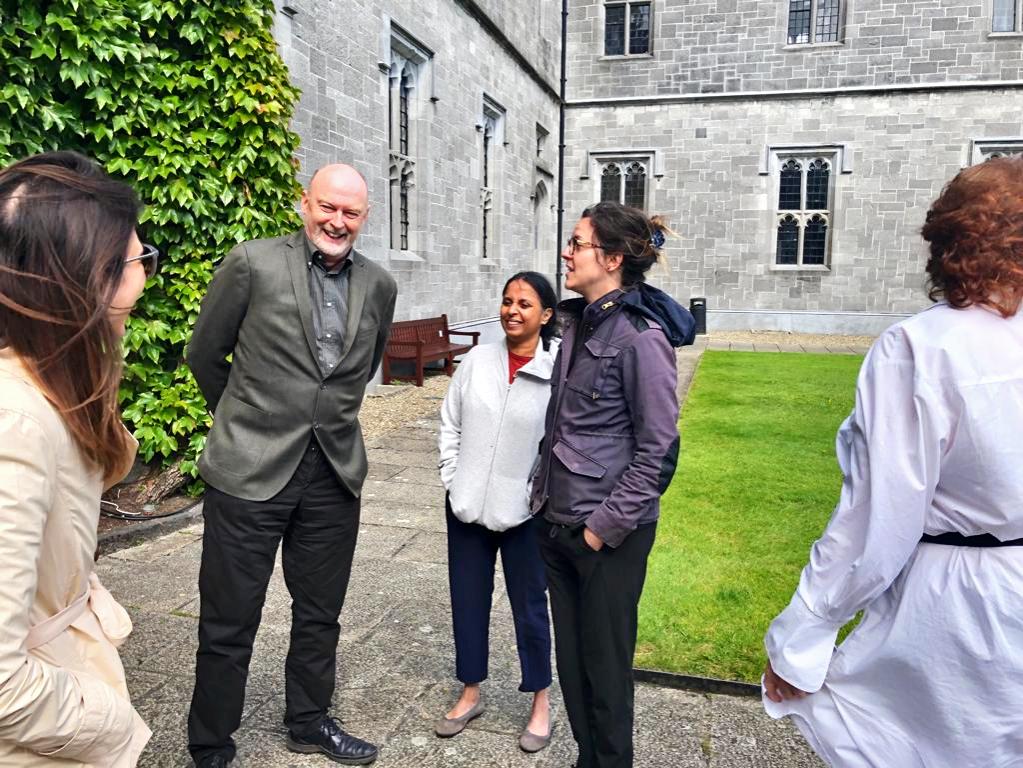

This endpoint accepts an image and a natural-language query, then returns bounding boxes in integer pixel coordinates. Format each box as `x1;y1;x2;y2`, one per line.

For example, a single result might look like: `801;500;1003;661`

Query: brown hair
0;151;140;480
581;201;669;287
922;155;1023;317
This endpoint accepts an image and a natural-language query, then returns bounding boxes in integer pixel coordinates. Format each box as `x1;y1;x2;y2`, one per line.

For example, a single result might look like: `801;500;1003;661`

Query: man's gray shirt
304;237;351;375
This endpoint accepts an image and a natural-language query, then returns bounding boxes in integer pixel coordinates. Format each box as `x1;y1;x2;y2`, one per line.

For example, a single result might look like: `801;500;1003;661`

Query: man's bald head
301;164;370;264
307;164;368;197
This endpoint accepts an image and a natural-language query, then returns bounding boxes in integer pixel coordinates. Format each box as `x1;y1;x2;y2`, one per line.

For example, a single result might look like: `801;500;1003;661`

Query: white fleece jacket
438;337;556;531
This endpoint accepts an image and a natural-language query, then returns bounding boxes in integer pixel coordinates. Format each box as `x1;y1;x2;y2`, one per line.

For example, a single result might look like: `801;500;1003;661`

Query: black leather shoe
286;717;378;765
196;756;231;768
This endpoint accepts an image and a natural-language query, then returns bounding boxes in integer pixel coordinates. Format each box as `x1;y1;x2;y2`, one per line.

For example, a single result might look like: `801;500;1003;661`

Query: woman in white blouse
762;155;1023;766
436;272;558;752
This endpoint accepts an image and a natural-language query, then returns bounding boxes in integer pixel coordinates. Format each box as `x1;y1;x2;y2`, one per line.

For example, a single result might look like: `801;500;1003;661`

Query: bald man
186;165;396;767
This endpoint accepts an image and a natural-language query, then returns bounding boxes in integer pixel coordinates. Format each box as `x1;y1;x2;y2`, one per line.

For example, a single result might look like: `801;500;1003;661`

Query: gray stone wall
273;0;561;324
564;88;1023;325
567;0;1023;101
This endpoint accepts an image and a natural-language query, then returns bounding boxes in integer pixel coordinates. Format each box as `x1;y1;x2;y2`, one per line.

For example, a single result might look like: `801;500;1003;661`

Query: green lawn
636;350;863;683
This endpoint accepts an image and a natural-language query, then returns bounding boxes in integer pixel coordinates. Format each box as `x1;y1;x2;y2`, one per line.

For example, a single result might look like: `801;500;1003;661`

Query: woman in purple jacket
530;202;694;768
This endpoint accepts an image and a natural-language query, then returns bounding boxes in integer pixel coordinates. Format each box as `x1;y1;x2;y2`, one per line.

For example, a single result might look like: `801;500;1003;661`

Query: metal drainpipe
555;0;568;299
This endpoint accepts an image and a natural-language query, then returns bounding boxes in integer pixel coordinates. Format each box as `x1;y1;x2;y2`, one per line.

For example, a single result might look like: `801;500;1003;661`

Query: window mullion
798;160;807;264
624;1;631;55
801;162;808;210
793;214;802;265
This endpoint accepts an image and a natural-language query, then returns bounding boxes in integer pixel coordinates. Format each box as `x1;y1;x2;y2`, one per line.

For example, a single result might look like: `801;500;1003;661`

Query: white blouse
763;302;1023;766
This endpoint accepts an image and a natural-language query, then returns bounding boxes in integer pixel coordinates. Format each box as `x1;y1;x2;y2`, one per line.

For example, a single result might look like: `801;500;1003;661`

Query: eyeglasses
566;236;604;256
125;242;160;279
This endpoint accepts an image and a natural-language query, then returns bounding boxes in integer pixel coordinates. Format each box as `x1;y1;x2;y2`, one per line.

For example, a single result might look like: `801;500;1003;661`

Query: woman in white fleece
436;271;558;753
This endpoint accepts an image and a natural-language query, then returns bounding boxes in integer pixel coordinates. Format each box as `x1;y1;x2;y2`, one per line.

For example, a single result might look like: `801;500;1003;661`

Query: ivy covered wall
0;0;303;486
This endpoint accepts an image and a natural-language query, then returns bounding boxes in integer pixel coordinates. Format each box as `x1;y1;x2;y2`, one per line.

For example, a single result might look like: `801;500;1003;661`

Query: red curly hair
922;155;1023;317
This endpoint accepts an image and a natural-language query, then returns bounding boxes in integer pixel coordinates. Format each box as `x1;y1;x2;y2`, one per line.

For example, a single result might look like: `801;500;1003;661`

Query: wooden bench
382;314;480;387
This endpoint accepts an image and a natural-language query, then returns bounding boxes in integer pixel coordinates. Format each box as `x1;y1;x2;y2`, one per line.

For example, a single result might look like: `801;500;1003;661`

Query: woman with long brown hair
0;151;156;766
762;155;1023;765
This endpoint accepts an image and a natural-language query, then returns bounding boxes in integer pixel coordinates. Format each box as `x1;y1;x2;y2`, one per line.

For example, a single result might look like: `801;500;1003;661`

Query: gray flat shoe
434;699;485;738
518;720;554;753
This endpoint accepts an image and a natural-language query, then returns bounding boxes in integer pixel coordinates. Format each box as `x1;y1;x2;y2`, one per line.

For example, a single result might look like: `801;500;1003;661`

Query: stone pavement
99;360;825;767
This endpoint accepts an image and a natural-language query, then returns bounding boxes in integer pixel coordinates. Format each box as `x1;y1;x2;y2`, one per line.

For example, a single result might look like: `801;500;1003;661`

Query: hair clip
650;228;666;249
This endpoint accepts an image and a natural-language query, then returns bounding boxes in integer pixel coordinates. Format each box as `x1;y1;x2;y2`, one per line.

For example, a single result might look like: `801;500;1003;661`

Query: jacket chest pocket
565;337;622;401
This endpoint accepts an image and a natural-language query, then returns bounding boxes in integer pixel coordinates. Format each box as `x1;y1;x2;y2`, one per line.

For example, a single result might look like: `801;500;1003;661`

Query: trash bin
689;297;707;335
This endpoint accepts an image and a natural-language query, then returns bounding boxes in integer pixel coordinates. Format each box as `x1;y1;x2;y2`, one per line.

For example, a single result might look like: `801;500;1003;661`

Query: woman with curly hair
762;155;1023;766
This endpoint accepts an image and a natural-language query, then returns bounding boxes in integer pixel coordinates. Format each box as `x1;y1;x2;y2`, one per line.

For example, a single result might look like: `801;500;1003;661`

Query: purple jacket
529;284;695;547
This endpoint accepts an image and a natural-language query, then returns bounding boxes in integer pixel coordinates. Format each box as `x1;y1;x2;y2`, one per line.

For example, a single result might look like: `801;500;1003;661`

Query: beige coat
0;349;150;767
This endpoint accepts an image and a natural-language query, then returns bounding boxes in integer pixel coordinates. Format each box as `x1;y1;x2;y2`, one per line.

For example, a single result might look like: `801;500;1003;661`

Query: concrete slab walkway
101;403;824;767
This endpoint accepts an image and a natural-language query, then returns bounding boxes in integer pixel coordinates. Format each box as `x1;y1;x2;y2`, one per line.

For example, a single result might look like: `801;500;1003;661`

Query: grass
636;350;863;683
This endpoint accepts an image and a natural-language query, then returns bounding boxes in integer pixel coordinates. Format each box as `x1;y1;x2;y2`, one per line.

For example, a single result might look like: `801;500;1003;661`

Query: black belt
921;532;1023;548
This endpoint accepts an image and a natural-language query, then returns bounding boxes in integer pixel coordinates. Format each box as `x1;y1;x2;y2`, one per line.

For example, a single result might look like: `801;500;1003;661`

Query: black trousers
446;504;552;692
538;520;656;768
188;440;361;764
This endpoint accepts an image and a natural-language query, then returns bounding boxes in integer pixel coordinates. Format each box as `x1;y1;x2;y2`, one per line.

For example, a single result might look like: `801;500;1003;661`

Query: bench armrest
448;330;480;345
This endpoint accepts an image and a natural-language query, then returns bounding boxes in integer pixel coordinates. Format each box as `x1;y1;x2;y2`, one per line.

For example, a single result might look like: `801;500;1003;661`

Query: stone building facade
565;0;1023;332
274;0;1023;334
272;0;562;330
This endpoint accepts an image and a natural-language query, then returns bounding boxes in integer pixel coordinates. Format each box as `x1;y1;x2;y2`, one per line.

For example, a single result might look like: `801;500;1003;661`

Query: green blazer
186;230;397;501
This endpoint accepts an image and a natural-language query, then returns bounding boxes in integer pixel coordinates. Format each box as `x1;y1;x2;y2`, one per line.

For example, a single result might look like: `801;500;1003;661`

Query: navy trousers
446;502;552;692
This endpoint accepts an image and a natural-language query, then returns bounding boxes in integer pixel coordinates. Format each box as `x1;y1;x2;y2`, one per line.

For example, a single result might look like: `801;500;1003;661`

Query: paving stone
368;462;406;482
106;529;204;564
390;466;446;487
394;531;448;565
361;501;447;534
366;448;440;471
353;522;417;561
361;479;445;509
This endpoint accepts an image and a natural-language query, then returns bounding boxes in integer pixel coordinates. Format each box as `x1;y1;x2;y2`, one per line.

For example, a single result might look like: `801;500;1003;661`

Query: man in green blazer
186;165;396;768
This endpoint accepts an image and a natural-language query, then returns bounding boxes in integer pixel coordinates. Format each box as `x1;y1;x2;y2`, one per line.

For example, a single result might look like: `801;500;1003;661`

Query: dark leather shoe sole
285;736;378;765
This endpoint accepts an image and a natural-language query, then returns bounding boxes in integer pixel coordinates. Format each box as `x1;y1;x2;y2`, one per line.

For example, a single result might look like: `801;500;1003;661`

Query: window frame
784;0;845;47
479;95;506;260
769;150;839;270
969;138;1023;164
593;154;653;210
602;0;654;58
386;25;432;256
991;0;1023;34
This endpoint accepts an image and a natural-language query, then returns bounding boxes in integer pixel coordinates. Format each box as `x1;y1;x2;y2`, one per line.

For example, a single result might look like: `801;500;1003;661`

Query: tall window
387;28;431;253
605;2;652;56
787;0;842;44
774;155;835;267
480;97;505;260
598;159;648;209
993;0;1023;32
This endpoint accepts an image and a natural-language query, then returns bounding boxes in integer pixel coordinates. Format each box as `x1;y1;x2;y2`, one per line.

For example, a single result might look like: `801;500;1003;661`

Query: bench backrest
388;315;451;346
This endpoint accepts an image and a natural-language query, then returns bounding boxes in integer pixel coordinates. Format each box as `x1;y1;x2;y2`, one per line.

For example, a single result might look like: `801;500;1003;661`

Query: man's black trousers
188;440;360;764
538;520;656;768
